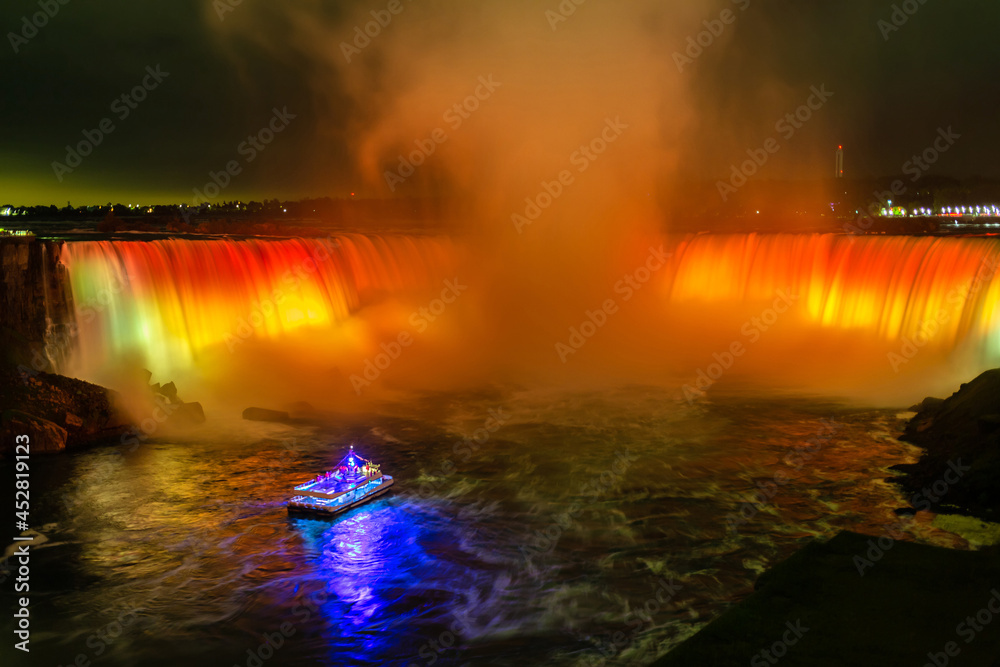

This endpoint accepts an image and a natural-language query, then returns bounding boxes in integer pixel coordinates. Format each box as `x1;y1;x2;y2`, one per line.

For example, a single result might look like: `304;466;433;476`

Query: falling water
26;230;1000;666
663;233;1000;360
54;232;1000;396
58;234;456;383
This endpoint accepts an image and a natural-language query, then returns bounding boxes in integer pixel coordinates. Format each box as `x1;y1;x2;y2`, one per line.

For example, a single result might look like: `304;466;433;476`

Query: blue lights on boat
287;446;394;516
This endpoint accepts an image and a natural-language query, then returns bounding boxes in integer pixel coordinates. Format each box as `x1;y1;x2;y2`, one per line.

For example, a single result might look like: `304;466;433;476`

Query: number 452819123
15;435;29;528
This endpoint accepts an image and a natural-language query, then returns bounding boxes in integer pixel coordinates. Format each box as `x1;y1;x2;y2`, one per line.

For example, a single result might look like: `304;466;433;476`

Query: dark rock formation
907;395;944;414
242;407;291;423
0;237;74;370
651;531;1000;666
0;364;206;455
139;370;206;428
0;365;131;454
173;401;205;425
156;381;178;401
894;368;1000;520
2;410;69;453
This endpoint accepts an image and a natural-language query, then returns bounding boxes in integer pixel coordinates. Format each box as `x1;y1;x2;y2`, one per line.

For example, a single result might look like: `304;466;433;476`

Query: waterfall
664;234;1000;359
59;234;455;380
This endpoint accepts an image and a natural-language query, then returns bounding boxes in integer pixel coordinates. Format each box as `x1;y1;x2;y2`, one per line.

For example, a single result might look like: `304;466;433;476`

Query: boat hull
287;476;394;516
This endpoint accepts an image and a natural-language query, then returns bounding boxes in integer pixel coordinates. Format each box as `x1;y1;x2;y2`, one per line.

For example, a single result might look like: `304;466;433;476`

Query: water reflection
12;387;976;666
291;502;453;663
295;505;429;630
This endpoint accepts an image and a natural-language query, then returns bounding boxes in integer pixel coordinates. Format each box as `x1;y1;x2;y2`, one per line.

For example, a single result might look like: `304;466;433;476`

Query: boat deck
295;473;370;497
288;475;394;516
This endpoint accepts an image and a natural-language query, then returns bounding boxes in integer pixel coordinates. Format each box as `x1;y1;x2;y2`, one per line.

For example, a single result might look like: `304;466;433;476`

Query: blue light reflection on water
22;388;961;666
289;499;484;665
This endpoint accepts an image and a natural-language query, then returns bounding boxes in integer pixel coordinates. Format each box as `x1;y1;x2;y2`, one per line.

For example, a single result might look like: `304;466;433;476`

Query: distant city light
880;202;1000;220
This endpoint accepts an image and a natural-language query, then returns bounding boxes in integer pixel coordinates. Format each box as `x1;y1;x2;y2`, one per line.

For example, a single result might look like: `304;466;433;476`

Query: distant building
835;145;844;178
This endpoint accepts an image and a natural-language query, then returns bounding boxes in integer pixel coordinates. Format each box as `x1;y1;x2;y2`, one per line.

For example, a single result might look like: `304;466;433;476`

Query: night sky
2;0;999;206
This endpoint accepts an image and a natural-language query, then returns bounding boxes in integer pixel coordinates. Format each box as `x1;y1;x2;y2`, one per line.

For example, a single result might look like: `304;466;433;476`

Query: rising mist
54;0;996;414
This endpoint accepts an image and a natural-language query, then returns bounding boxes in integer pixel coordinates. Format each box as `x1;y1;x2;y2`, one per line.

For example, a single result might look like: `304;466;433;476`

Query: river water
2;383;965;666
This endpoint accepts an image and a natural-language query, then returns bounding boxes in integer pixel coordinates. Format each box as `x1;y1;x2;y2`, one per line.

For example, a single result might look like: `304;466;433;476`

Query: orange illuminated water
57;232;1000;397
662;233;1000;358
60;235;455;383
33;232;1000;666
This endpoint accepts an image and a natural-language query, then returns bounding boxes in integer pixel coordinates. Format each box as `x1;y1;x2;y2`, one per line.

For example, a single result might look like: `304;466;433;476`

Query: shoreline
650;369;1000;665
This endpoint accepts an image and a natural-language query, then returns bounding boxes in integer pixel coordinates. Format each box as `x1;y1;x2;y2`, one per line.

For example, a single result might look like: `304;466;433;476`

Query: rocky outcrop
147;372;205;427
2;410;69;453
0;237;74;369
172;401;206;425
0;365;208;455
651;531;1000;666
0;365;131;454
893;368;1000;520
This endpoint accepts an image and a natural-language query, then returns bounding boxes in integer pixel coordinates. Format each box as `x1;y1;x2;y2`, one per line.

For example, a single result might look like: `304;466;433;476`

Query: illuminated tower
835;145;844;178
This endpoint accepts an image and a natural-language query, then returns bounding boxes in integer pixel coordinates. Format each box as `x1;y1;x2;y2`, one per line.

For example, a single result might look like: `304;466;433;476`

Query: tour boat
287;446;394;516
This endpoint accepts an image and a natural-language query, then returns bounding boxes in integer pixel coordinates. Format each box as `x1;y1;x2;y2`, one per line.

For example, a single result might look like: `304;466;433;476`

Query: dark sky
2;0;998;205
684;0;1000;184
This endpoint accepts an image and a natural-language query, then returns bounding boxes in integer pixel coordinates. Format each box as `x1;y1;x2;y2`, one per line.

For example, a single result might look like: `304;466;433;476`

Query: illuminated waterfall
663;234;1000;360
55;232;1000;392
60;235;455;379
